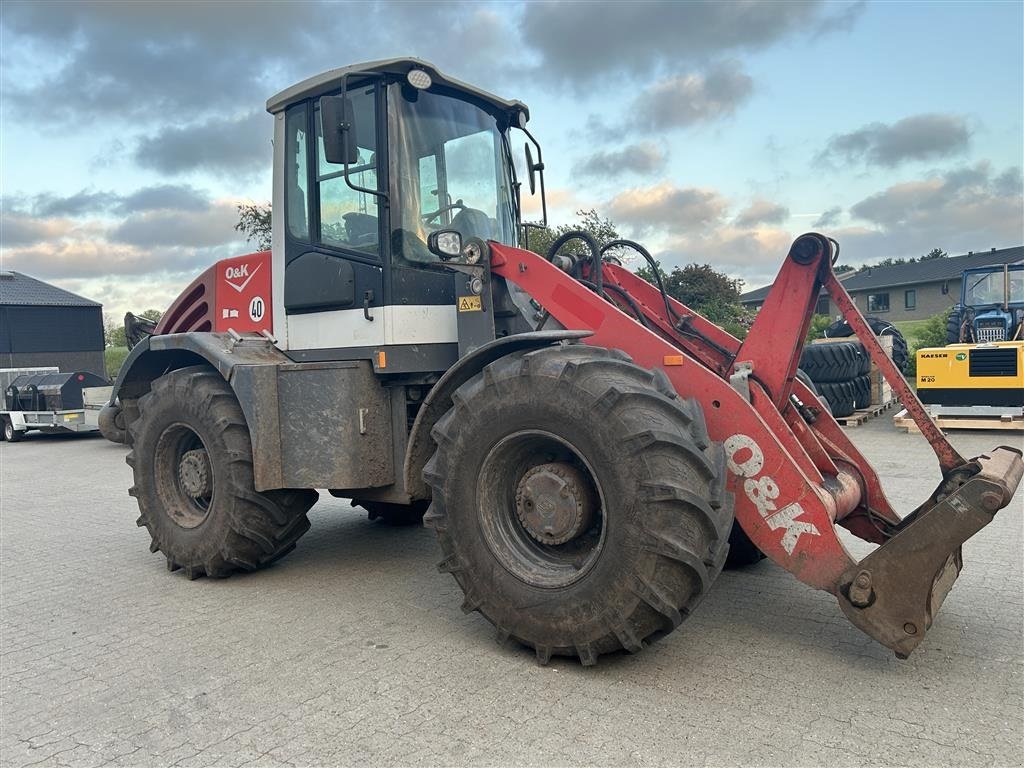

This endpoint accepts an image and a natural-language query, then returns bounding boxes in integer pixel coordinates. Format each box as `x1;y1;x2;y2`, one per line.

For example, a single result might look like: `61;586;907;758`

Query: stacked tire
799;341;871;417
822;317;909;374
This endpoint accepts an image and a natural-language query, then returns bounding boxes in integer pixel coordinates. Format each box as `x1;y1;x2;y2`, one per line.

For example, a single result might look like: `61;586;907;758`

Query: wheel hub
178;449;212;499
515;462;596;545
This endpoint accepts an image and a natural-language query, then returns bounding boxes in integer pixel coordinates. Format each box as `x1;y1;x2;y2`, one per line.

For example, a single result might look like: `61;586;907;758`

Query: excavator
101;58;1022;665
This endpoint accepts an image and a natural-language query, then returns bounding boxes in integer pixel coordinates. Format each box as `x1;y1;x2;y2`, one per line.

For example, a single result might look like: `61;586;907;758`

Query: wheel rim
477;430;605;588
4;422;12;440
154;422;213;529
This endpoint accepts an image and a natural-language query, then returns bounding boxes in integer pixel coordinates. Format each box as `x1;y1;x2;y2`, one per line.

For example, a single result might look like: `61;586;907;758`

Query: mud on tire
128;366;318;579
423;344;733;666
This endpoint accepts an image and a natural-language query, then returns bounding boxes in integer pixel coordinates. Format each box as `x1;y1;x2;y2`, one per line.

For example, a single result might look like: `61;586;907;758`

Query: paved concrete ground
1;418;1022;767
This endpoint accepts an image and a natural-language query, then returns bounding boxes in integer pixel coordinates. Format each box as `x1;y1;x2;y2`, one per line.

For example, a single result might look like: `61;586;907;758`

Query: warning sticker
458;296;482;312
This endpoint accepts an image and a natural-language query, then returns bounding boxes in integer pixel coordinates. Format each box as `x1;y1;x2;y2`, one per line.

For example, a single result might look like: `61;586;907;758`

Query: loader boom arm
489;233;1023;657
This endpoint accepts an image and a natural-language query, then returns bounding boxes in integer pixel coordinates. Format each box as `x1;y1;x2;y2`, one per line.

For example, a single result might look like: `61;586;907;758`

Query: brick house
740;245;1024;321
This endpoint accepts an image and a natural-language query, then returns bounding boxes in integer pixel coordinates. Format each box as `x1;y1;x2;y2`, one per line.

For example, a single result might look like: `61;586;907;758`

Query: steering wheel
422;198;465;225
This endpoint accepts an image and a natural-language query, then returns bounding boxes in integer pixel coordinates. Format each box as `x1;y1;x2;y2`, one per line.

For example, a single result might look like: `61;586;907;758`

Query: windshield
389;84;517;264
964;267;1024;306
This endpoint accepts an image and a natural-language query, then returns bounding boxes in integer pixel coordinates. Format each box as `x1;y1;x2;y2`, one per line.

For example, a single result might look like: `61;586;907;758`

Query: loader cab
267;59;530;364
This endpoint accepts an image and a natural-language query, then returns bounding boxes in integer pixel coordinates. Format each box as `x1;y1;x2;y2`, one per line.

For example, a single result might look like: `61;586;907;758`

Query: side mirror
321;95;359;165
427;229;463;261
524;143;537;195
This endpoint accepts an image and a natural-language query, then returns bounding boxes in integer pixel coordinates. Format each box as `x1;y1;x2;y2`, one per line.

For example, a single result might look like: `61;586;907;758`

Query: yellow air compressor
916;341;1024;415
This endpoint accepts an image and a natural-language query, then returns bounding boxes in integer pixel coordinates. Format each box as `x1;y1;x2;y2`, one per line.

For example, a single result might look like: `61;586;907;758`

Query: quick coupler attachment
837;446;1023;658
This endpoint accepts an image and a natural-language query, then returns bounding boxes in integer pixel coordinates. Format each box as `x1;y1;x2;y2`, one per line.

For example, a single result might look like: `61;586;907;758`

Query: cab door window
315;85;380;256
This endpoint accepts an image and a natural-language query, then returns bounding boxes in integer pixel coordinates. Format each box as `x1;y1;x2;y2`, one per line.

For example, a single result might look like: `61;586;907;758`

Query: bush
805;314;832;344
905;307;952;378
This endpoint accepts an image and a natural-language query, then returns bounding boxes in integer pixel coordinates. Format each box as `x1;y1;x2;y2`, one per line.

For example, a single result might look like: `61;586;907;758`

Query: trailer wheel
424;344;732;665
3;418;23;442
127;366;318;579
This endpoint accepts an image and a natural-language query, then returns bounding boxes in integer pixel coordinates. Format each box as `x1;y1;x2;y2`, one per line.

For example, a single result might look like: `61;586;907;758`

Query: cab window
315;85;380;256
285;104;309;241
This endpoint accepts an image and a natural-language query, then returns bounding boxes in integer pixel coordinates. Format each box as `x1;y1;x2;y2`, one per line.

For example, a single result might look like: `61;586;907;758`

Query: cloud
657;226;795;288
109;202;242;249
0;2;523;132
818;113;971;167
631;62;754;132
518;1;850;84
573;143;668;179
133;112;272;176
1;211;79;246
734;198;789;228
116;184;210;213
607;183;729;235
813;206;843;228
12;185;213;218
2;184;246;281
32;191;120;217
835;162;1023;260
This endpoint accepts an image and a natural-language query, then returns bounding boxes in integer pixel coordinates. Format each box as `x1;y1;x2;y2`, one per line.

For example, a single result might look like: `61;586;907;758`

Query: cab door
280;84;386;355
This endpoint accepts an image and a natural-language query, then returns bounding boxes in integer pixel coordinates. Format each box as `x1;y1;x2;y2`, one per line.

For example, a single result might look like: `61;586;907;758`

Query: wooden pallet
835;399;898;426
893;408;1024;433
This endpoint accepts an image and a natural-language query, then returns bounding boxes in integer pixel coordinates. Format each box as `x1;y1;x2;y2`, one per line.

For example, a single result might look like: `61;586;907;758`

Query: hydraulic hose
545;230;603;301
600;239;679;325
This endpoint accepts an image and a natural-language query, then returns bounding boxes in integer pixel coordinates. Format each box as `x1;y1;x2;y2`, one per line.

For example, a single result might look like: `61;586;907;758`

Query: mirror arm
337;72;390;204
521;126;547;228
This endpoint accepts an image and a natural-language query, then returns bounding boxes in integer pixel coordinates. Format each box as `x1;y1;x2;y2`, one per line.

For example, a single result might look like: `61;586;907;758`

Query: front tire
424;344;732;665
128;366;318;579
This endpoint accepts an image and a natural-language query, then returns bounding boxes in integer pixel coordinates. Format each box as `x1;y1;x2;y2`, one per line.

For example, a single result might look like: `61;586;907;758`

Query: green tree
522;209;620;259
235;202;272;250
663;263;743;307
103;315;125;348
140;309;163;322
919;247;947;261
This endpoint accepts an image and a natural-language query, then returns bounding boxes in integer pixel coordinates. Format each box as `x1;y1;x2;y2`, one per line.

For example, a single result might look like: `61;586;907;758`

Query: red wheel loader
103;58;1022;665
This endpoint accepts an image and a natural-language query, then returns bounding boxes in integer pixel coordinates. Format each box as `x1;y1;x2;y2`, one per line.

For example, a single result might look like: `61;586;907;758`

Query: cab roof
266;57;529;122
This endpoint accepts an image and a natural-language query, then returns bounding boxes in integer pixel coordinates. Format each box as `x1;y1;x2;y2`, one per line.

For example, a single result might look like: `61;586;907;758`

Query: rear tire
947;307;964;345
424;344;732;665
128;366;318;579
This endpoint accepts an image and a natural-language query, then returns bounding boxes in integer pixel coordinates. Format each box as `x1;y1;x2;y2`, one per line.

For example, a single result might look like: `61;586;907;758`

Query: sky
1;0;1022;320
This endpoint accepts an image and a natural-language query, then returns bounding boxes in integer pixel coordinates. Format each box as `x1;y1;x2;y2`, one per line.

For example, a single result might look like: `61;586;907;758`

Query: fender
108;332;290;404
403;329;591;500
105;332;291;456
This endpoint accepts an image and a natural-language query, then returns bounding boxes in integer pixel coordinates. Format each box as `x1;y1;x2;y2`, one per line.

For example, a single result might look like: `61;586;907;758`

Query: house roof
0;271;101;308
740;245;1024;304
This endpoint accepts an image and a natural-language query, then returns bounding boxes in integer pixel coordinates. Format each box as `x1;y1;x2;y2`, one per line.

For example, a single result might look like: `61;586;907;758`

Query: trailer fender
403;329;592;500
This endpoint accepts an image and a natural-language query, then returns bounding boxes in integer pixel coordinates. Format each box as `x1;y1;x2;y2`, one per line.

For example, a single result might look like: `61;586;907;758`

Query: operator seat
343;212;378;247
450;207;493;241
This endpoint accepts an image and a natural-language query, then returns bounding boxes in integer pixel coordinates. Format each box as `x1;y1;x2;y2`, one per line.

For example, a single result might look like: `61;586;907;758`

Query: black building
0;271;105;376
